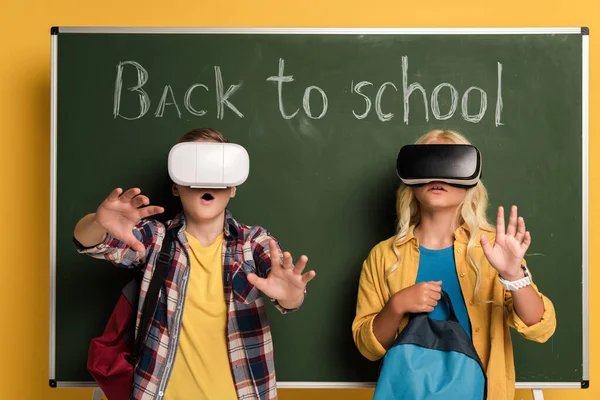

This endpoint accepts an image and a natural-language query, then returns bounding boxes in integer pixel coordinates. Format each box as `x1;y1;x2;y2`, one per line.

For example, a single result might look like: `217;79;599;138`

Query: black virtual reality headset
396;144;482;188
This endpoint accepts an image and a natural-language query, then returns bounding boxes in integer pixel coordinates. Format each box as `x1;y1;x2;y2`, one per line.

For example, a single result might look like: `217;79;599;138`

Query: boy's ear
172;184;180;197
230;187;237;198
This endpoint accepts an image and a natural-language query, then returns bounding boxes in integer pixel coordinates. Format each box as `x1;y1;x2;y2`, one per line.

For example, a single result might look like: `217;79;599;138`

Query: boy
74;128;315;400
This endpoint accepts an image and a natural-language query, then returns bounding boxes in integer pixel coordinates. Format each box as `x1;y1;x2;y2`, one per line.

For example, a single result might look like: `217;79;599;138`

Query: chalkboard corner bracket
581;380;590;389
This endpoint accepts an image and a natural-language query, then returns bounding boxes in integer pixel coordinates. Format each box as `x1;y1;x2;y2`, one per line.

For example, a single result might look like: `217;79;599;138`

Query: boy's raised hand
247;240;316;309
95;188;164;252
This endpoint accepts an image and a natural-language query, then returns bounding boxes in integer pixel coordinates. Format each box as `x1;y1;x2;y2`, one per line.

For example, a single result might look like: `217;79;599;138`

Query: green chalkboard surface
50;28;588;388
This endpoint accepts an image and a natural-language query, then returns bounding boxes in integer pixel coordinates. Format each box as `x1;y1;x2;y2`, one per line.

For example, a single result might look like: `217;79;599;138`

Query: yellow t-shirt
165;232;237;400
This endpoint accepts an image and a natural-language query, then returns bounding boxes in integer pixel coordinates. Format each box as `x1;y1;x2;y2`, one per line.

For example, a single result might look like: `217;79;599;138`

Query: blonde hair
388;129;494;302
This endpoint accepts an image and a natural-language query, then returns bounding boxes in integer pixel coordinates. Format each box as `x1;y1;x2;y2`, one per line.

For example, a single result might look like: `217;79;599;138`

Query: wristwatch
498;265;532;291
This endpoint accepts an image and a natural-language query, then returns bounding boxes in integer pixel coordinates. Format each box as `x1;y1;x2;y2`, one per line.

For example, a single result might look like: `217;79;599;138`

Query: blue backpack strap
405;290;458;323
440;290;459;322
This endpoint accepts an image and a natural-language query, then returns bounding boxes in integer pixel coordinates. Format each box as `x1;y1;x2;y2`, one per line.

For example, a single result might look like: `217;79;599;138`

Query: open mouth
428;183;447;192
201;193;215;201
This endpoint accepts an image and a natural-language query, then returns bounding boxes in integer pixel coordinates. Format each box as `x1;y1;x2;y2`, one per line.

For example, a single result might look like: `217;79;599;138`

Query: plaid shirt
77;210;294;400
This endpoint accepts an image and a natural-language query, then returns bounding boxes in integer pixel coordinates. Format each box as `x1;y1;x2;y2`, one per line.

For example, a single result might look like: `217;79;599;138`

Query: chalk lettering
351;80;373;119
375;82;398;122
431;83;459;120
215;66;244;120
113;61;151;120
402;56;429;124
495;62;504;127
266;58;299;119
461;87;488;123
154;85;181;118
303;86;328;119
184;84;209;117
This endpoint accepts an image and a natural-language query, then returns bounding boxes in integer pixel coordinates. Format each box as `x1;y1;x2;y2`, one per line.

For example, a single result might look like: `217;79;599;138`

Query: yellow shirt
351;224;556;400
165;232;237;400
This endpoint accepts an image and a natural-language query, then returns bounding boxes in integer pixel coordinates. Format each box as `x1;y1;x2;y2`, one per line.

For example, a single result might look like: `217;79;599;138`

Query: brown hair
176;128;229;144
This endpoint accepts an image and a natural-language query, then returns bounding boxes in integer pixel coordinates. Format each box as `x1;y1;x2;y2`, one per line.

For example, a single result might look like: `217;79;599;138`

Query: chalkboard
49;27;589;389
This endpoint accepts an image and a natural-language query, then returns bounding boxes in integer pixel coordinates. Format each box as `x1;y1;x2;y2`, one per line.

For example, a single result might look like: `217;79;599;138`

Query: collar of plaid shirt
167;207;239;238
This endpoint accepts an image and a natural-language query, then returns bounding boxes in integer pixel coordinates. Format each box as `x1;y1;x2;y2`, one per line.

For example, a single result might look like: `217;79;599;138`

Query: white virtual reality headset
168;142;250;189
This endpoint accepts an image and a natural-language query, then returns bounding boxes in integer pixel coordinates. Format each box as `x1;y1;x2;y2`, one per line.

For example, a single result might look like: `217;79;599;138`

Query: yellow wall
0;0;596;399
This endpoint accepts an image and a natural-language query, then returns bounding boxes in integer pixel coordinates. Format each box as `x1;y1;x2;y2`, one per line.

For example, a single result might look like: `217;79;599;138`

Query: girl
352;129;556;400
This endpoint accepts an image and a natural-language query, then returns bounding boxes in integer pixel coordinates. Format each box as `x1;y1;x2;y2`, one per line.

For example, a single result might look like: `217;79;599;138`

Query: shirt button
158;391;164;397
460;273;465;278
469;300;474;306
475;328;480;333
457;248;462;253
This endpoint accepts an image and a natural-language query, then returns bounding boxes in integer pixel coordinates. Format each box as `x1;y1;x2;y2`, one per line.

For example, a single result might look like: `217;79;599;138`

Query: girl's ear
230;187;237;198
172;184;179;196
